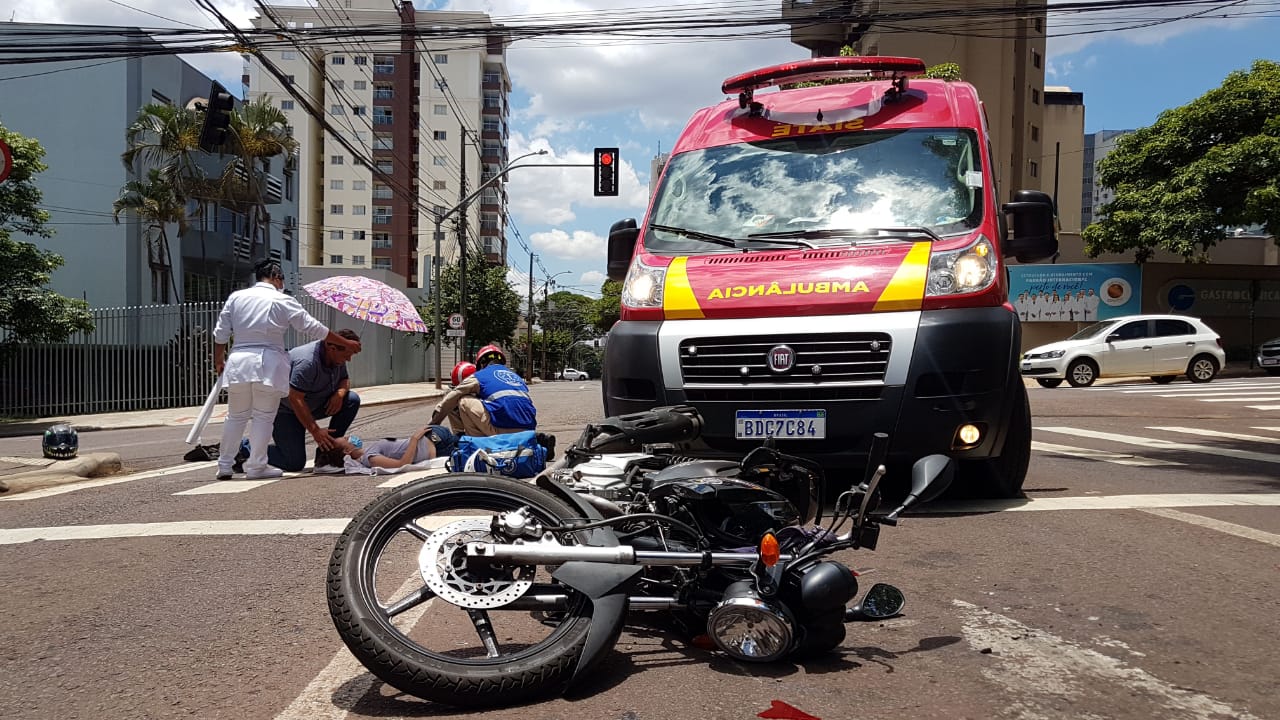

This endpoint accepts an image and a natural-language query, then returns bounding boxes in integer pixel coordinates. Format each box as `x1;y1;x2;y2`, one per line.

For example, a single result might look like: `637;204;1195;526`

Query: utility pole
541;278;551;381
527;252;535;378
457;130;469;358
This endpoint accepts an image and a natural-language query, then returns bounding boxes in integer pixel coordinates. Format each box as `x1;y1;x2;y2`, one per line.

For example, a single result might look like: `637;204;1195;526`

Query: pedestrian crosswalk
1034;424;1280;468
1066;378;1280;410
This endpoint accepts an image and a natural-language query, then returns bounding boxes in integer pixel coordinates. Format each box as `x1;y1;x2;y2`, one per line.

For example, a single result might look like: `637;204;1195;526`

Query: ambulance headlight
622;259;666;308
926;235;997;297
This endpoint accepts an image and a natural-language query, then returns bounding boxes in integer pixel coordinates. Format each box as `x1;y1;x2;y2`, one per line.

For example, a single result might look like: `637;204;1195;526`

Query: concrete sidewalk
0;381;449;438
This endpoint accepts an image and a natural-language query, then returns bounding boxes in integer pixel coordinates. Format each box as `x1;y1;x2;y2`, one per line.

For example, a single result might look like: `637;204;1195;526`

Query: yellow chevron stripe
873;242;930;312
663;257;705;319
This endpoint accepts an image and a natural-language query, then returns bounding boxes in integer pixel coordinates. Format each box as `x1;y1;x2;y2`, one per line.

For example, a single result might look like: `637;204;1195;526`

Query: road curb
0;452;123;495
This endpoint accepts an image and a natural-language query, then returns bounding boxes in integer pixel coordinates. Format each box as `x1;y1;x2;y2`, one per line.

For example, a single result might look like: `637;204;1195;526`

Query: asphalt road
2;377;1277;720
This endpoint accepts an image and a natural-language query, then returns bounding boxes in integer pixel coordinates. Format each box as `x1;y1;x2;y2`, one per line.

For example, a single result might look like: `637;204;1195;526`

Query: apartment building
247;0;512;290
780;0;1049;202
1081;129;1135;229
0;23;298;307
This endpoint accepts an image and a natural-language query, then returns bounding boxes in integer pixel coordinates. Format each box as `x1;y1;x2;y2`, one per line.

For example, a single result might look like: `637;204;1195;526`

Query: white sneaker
245;467;284;480
313;464;345;475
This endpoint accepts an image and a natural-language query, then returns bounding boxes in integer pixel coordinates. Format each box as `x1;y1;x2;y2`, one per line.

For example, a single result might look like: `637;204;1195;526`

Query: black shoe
536;432;556;461
216;470;232;480
232;448;248;474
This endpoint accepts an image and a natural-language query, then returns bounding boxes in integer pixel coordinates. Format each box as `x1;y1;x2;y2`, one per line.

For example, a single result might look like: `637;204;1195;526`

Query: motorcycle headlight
926;235;997;297
621;258;666;308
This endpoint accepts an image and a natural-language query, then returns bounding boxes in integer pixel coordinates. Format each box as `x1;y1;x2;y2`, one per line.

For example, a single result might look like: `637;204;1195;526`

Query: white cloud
579;270;605;286
529;228;606;260
505;133;650;226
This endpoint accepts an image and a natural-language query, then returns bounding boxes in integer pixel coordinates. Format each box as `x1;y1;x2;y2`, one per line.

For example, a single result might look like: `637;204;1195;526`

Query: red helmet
475;344;506;369
450;361;477;386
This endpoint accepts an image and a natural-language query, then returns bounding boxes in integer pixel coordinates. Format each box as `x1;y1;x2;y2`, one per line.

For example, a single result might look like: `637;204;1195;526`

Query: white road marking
1247;405;1280;410
1252;426;1280;432
921;493;1280;514
953;600;1260;720
0;461;216;502
1155;391;1280;398
1141;508;1280;548
1196;396;1280;403
1037;427;1280;464
275;574;433;720
1147;427;1280;445
0;455;56;468
1100;380;1269;393
1032;441;1182;467
376;466;449;487
174;479;282;495
0;515;474;545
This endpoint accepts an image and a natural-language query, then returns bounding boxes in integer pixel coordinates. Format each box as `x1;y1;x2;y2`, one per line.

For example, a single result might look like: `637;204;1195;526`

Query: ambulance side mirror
607;218;639;282
1001;190;1058;264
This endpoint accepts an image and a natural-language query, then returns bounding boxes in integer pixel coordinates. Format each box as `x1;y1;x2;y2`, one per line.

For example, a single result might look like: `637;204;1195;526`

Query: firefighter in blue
430;344;537;436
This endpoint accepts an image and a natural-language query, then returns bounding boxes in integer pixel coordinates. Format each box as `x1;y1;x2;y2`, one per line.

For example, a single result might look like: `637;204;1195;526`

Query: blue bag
448;430;547;479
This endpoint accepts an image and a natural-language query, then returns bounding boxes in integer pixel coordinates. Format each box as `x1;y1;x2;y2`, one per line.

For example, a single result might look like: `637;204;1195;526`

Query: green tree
112;168;186;303
540;290;595;372
591;279;622;334
0;122;94;361
419;248;522;351
1082;60;1280;262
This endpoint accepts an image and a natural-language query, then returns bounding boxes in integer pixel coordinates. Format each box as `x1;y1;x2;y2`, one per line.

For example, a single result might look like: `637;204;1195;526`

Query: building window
353;80;366;90
1029;160;1039;178
483;119;500;133
484;94;501;109
1034;17;1043;33
1031;88;1040;105
373;258;392;269
353;205;367;215
375;160;393;174
373;108;393;125
1032;50;1041;69
433;155;448;166
373;184;394;199
333;79;344;90
433;104;448;115
373;134;393;151
352;180;366;191
352;231;366;240
1031;125;1040;142
303;21;313;29
352;255;366;265
330;204;344;215
330;255;343;264
373;55;395;73
330;104;345;115
374;84;394;100
434;53;448;64
352;105;367;116
330;155;344;165
353;55;367;65
434;79;448;90
330;179;344;190
281;50;297;60
481;213;499;231
434;180;447;190
329;230;344;240
373;233;392;248
331;55;345;65
433;204;446;216
280;100;294;110
285;75;295;85
433;130;447;141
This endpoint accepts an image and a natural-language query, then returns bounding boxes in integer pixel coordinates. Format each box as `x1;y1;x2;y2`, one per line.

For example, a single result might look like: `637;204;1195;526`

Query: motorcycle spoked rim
351;484;592;667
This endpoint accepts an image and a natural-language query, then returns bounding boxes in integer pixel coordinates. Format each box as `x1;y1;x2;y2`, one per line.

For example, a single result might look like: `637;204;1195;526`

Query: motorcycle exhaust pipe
467;542;788;568
503;595;682;611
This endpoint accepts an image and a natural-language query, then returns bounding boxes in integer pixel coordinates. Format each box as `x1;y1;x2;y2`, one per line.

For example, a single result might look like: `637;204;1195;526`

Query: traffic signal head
593;147;619;197
199;81;236;153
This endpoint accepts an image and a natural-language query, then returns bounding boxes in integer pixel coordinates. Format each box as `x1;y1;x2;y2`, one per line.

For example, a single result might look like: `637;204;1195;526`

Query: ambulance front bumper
602;307;1022;467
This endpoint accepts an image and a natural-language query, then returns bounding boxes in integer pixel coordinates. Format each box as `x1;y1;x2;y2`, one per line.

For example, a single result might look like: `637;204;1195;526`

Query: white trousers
219;381;285;474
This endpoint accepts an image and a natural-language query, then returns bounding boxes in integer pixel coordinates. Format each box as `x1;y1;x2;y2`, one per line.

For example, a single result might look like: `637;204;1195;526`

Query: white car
559;368;590;381
1021;314;1225;388
1257;336;1280;375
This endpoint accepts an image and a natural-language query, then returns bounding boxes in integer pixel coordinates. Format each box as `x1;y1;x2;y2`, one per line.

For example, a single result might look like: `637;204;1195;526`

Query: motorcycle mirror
882;454;955;523
845;583;906;621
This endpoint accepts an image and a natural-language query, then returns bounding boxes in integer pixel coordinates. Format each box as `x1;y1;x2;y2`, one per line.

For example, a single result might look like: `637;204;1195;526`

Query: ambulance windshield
647;128;983;253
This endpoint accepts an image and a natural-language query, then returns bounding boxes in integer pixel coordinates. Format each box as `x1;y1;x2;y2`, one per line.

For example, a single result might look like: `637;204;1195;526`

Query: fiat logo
767;345;795;373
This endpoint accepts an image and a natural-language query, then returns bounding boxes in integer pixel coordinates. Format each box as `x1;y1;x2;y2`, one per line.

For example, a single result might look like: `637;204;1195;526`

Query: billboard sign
1008;263;1142;322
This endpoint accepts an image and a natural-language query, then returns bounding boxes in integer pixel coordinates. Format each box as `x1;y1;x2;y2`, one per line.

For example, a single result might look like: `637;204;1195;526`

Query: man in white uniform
213;260;361;480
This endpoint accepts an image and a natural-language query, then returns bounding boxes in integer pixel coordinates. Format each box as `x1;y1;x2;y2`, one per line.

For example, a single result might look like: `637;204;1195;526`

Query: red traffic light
600;152;613;166
593;147;619;197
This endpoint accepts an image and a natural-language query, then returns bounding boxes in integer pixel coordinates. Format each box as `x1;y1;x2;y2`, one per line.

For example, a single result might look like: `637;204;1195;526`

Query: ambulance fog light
953;423;984;449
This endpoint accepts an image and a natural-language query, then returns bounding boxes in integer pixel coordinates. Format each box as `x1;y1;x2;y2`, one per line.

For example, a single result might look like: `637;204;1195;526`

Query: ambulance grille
678;333;891;385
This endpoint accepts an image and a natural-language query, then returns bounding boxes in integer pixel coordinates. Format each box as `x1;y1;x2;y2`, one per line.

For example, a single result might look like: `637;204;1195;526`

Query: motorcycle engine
646;461;800;548
559;453;652;501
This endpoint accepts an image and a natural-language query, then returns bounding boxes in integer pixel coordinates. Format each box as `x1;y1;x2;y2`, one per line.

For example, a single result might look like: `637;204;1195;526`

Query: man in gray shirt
264;329;362;471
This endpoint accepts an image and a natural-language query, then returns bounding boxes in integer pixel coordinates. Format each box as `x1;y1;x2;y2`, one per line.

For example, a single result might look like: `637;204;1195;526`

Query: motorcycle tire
327;473;596;708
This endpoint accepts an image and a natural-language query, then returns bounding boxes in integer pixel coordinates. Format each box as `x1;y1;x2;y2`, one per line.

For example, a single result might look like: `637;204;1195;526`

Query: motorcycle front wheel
327;473;594;707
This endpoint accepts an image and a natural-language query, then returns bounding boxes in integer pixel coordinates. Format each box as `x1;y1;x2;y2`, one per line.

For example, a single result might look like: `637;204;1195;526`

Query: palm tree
223;97;299;263
112;168;186;303
121;103;208;199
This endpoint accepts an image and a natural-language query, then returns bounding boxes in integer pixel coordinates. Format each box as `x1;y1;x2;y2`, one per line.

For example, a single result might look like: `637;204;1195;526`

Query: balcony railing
373;216;392;225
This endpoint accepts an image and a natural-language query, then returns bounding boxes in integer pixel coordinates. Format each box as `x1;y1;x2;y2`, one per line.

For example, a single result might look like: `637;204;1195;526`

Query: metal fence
0;298;440;418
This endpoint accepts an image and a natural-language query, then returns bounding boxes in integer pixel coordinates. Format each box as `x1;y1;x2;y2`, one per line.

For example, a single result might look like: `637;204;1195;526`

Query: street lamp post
432;149;548;388
540;270;572;379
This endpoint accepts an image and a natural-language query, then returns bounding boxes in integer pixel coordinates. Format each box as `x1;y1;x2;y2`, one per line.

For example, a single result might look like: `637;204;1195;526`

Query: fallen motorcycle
327;405;952;707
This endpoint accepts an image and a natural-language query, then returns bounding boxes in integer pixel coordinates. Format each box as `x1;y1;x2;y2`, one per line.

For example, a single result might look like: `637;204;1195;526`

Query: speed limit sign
447;313;464;330
0;139;12;184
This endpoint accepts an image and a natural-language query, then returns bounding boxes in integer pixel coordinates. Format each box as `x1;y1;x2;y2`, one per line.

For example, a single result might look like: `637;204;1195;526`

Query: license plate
735;409;826;440
1021;362;1032;371
1262;358;1278;366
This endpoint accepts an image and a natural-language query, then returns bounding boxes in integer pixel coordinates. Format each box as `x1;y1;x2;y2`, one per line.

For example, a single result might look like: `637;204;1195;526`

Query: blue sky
10;0;1278;302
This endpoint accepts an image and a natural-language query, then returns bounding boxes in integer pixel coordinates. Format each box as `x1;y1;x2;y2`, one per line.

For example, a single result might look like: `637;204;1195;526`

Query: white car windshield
1068;321;1115;340
646;128;984;253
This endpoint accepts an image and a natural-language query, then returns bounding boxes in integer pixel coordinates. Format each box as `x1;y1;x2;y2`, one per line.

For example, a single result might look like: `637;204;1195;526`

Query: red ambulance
602;57;1057;497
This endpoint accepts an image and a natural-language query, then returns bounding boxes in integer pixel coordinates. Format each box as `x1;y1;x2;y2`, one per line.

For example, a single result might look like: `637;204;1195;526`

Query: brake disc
418;518;535;609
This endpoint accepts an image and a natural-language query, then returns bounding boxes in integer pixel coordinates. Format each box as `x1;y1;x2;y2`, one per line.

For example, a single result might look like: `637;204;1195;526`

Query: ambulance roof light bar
722;56;927;117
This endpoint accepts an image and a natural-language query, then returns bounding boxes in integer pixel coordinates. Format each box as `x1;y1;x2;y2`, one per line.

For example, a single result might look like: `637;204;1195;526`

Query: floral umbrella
303;275;431;333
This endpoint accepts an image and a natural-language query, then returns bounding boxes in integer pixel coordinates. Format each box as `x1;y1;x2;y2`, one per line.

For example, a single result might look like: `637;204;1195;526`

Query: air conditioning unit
233;233;253;260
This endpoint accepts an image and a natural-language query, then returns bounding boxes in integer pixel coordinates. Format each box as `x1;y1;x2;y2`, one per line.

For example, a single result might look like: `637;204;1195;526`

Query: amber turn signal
760;532;780;567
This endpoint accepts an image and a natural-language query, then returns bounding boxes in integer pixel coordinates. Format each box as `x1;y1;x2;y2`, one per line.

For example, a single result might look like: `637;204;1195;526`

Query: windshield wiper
749;226;945;243
648;224;816;249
